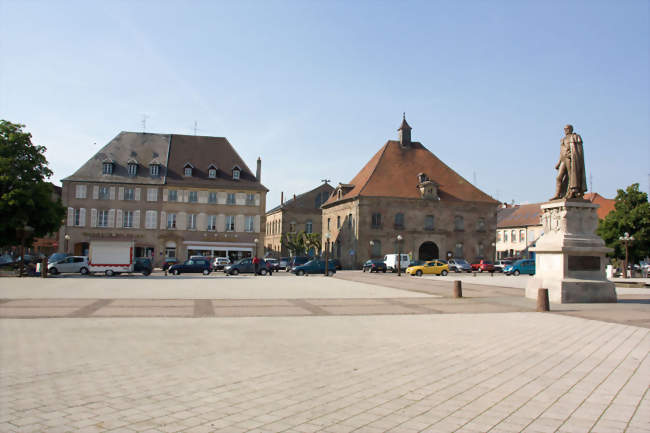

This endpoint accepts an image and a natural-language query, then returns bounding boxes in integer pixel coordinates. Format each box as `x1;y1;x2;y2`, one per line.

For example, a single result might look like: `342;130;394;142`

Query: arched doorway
419;241;439;261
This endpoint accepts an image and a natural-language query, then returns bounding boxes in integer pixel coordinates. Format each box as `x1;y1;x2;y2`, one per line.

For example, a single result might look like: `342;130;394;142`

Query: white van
383;254;410;272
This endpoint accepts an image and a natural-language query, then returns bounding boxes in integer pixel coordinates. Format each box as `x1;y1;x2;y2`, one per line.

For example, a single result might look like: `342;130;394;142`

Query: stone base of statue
525;199;617;303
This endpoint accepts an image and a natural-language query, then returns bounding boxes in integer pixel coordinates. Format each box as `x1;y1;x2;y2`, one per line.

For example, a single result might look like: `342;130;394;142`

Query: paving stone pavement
1;314;649;433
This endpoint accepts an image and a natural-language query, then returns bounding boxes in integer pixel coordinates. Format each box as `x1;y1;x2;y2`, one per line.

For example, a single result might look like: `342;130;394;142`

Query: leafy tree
304;232;322;257
282;231;306;256
0;120;65;247
596;183;650;263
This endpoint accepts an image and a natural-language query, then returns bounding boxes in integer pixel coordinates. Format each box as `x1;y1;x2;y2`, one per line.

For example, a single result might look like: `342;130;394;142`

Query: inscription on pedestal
568;255;600;271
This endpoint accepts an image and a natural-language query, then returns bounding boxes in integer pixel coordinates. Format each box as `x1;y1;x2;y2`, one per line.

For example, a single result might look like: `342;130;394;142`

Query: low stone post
537;288;550;312
453;280;462;298
41;257;48;278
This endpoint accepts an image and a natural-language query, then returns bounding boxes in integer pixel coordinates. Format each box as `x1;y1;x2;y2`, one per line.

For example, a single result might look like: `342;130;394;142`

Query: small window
337;216;341;228
497;231;502;242
189;191;198;203
150;164;160;177
425;215;434;230
225;215;235;232
454;243;464;258
327;218;331;230
208;192;217;204
227;193;236;205
188;214;197;230
123;211;134;228
167;213;177;229
168;190;178;202
128;163;137;176
477;218;486;231
208;215;217;231
98;186;109;200
511;230;517;242
371;213;382;228
289;221;296;233
395;213;404;229
520;230;525;242
245;216;254;232
184;166;193;177
232;169;240;180
454;216;464;231
102;162;113;175
306;220;313;234
246;193;255;205
208;168;217;178
73;209;81;226
504;232;508;242
98;210;109;227
124;188;134;201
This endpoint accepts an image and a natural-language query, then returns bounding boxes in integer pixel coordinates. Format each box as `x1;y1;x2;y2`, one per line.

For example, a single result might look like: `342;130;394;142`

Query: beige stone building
321;116;499;268
265;183;334;257
60;132;267;266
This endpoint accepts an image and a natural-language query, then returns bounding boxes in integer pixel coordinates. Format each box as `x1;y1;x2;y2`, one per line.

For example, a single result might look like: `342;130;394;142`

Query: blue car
504;259;535;276
291;259;337;276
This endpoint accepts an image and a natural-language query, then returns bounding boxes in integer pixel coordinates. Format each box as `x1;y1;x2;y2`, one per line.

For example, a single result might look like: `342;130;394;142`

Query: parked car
225;258;268;275
48;253;69;264
493;260;512;273
48;256;89;275
168;258;212;275
406;260;449;276
447;258;472;273
286;256;309;272
384;254;410;272
330;259;343;270
212;257;231;271
162;258;178;271
264;258;280;272
504;259;535;276
279;257;290;270
362;259;387;273
134;257;153;276
291;259;337;276
471;259;495;273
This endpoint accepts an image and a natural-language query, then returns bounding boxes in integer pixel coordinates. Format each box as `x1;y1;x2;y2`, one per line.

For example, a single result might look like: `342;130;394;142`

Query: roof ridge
357;141;390;197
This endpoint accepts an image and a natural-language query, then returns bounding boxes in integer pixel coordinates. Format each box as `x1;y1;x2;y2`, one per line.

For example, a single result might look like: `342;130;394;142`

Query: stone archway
418;241;439;261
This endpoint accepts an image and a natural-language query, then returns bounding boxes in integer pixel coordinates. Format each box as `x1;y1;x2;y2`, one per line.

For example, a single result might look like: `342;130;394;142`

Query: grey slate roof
497;203;542;228
267;183;334;214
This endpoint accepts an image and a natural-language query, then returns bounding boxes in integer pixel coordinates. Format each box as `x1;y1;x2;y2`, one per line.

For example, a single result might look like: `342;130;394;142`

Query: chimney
256;157;261;181
281;192;284;205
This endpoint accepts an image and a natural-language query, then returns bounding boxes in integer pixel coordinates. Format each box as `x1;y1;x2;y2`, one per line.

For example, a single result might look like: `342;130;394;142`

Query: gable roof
584;193;616;219
497;203;543;228
267;183;334;214
323;140;497;207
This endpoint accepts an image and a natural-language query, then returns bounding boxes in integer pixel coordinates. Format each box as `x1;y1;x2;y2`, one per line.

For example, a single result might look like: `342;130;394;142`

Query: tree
303;233;322;257
596;183;650;263
0;120;65;247
282;232;307;256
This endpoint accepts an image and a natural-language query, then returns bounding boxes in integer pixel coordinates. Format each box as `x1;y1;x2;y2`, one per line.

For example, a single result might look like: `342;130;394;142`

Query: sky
1;0;648;210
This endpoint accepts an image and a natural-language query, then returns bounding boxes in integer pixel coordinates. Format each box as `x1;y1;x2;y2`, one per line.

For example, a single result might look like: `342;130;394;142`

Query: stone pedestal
525;200;616;303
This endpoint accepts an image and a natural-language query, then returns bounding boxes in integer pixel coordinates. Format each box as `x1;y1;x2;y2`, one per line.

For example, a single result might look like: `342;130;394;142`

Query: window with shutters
145;211;157;229
73;209;81;226
208;192;217;204
75;185;87;199
98;210;109;227
245;216;254;232
188;214;197;230
124;188;134;200
147;188;158;202
168;190;178;202
189;191;198;203
167;213;176;229
227;193;236;205
123;211;134;228
246;193;255;205
98;186;109;200
208;215;217;231
225;216;235;232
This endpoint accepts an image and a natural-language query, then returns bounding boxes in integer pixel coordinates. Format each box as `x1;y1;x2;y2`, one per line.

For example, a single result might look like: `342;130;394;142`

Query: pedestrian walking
252;256;260;275
265;260;273;276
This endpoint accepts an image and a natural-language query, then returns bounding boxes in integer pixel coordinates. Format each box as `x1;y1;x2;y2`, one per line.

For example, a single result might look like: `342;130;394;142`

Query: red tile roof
584;193;616;220
323;140;497;206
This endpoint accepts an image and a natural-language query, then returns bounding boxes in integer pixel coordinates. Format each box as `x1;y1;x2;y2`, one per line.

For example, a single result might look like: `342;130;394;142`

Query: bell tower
398;113;412;148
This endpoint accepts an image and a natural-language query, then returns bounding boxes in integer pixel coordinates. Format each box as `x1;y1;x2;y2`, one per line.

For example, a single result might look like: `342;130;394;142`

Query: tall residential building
60;132;267;265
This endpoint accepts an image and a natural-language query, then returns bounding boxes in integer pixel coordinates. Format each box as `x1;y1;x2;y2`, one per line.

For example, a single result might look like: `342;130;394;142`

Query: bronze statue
552;124;587;200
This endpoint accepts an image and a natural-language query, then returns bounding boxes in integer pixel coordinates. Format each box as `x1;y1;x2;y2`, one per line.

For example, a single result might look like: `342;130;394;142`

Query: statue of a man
552;124;587;200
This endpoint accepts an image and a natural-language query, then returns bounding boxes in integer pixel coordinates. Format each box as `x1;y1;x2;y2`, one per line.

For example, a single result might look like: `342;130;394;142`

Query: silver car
48;256;89;275
447;258;472;273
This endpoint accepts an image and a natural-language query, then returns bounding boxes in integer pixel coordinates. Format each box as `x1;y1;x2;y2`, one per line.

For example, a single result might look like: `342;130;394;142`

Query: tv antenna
321;178;331;184
141;114;149;133
589;173;593;193
192;120;202;136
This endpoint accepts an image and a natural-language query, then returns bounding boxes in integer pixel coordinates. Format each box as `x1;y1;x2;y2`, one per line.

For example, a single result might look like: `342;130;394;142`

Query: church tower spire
398;113;412;148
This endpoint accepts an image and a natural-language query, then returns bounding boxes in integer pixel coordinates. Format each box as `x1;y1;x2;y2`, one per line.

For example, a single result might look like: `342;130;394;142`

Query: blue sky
1;0;648;209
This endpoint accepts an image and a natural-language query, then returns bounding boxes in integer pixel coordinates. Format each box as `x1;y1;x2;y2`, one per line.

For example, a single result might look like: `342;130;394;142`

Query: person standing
252;255;260;275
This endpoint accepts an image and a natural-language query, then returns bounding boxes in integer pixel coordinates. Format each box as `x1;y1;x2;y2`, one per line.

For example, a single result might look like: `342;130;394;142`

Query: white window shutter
116;209;123;228
235;193;245;205
160;211;166;229
91;208;98;227
118;187;124;201
67;207;74;226
216;214;225;232
198;191;208;204
135;188;141;201
79;208;86;227
108;209;115;227
133;210;141;228
255;194;260;206
150;211;158;229
235;214;244;232
197;213;207;231
109;187;116;200
183;190;189;203
162;189;168;202
217;192;227;204
177;212;187;230
254;215;261;232
92;186;99;200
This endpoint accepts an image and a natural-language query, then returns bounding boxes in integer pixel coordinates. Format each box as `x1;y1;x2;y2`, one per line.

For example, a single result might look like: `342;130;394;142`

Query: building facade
265;183;334;257
321;117;499;268
60;132;267;265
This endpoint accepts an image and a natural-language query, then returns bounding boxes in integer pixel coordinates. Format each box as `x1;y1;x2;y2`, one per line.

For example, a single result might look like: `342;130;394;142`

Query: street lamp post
64;233;71;254
254;238;259;256
619;232;635;279
397;234;403;276
369;240;374;259
324;232;331;276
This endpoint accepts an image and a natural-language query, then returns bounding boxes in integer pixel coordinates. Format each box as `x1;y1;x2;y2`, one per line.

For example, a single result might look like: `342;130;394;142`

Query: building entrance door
418;241;439;261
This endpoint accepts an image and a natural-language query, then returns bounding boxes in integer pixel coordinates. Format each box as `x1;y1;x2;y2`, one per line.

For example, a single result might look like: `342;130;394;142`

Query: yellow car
406;260;449;277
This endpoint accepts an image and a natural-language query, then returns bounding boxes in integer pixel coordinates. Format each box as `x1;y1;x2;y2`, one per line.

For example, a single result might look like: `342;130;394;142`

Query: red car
471;259;495;273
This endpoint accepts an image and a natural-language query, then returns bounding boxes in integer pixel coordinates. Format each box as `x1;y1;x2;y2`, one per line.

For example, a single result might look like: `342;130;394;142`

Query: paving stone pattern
0;314;648;433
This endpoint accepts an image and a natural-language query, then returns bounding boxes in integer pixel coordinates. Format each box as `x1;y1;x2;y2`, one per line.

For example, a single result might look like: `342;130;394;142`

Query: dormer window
232;166;241;180
127;160;138;177
102;160;114;175
149;159;161;177
208;165;217;179
184;163;193;177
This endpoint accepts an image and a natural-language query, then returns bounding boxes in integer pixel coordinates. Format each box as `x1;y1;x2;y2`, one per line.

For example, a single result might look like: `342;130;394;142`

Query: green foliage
0;120;65;247
282;231;307;256
596;183;650;263
303;233;322;256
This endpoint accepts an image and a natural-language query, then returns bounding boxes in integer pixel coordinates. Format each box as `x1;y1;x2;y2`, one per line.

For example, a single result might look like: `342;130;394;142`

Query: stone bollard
453;280;462;298
41;257;48;278
537;288;550;312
